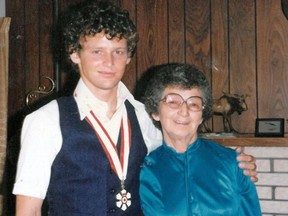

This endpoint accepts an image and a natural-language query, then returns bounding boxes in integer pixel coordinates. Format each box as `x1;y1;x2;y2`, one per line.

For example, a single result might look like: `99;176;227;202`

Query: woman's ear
70;52;80;64
152;113;160;121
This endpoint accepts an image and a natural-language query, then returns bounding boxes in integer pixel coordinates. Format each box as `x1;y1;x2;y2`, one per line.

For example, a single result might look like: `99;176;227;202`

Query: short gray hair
142;63;213;129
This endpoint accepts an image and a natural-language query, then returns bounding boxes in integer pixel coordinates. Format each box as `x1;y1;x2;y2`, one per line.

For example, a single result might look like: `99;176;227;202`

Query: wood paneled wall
7;0;288;134
0;17;11;215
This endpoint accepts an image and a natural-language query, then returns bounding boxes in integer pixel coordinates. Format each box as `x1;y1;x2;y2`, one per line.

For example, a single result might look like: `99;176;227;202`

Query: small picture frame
255;118;285;137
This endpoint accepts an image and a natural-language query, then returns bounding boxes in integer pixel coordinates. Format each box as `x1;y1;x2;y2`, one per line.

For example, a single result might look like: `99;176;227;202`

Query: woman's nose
178;102;189;116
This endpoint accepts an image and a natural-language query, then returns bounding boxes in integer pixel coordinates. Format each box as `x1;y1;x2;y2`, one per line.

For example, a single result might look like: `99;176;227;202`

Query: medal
116;180;131;211
86;107;131;211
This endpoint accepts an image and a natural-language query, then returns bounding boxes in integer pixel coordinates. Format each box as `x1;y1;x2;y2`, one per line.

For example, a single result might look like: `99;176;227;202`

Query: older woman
140;63;261;216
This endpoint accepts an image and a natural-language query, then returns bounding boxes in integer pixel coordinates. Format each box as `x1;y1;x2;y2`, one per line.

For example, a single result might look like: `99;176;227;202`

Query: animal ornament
203;92;248;133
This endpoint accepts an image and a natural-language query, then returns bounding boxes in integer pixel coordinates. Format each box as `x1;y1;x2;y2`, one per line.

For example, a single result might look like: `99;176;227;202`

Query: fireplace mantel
202;134;288;147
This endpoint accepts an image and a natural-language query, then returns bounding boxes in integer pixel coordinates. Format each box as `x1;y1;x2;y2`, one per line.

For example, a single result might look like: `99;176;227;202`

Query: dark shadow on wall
282;0;288;20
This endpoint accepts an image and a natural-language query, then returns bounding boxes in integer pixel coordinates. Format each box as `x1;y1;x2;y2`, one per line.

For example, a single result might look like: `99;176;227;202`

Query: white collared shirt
13;79;162;199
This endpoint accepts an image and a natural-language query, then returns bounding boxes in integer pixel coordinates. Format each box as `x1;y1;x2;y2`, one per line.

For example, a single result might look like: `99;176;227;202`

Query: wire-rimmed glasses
160;93;204;112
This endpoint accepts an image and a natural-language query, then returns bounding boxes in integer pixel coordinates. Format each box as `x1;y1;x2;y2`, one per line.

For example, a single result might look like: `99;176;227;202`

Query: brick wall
244;147;288;216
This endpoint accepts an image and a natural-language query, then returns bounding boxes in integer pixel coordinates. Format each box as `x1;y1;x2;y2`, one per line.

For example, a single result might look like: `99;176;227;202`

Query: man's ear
126;57;131;64
70;52;80;64
199;118;203;126
152;113;160;121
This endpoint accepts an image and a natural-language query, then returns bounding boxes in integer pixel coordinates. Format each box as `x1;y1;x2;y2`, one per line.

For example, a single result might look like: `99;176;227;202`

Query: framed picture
255;118;285;137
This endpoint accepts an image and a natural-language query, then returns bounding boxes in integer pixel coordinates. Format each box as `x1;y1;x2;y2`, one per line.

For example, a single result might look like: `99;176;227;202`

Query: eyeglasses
160;93;204;112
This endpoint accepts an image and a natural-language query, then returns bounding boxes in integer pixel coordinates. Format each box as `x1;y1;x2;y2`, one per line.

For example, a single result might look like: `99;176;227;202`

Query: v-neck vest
46;96;147;215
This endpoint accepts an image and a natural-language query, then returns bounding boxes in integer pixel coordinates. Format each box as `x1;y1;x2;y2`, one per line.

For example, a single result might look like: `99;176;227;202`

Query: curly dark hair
142;63;213;130
61;0;138;59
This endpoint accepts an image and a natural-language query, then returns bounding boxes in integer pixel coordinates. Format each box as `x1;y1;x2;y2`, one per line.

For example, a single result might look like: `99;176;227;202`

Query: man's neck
94;88;118;119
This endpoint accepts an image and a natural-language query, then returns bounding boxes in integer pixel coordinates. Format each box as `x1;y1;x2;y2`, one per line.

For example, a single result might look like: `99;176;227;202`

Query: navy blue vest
46;96;147;215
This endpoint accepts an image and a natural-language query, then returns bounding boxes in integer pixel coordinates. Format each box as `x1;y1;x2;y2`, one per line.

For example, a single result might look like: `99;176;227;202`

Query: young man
13;1;257;215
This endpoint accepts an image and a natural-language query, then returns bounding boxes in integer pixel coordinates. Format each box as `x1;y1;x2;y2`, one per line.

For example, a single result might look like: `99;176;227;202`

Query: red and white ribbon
85;107;131;183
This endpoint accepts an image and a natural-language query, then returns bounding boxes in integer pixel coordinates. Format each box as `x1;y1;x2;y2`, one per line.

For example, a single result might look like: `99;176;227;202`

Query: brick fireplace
209;135;288;216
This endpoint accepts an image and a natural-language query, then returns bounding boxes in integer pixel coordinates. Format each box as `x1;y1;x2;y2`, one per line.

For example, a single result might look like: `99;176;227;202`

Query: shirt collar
73;78;139;120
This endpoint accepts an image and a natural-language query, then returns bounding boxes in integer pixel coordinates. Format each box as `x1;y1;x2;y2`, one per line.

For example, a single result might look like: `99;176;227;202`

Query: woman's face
152;87;204;151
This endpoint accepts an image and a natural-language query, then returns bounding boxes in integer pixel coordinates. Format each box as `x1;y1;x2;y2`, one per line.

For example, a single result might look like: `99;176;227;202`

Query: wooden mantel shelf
201;133;288;147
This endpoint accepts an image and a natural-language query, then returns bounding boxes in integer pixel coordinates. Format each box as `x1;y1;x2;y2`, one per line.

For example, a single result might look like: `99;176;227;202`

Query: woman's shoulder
200;138;237;161
143;145;166;167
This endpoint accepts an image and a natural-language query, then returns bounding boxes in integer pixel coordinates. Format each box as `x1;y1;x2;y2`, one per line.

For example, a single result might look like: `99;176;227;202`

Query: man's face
70;33;131;97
